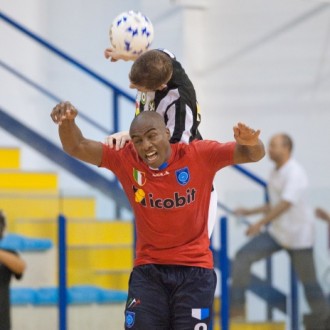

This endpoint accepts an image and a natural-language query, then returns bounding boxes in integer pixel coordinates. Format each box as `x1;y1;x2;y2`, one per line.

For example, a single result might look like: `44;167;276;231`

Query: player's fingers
119;137;127;150
237;122;246;129
233;125;239;135
107;137;115;148
51;104;63;124
115;140;120;151
104;48;112;58
253;129;261;138
115;137;124;150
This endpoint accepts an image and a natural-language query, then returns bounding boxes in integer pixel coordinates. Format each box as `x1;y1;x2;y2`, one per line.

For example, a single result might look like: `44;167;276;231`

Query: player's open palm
233;122;260;146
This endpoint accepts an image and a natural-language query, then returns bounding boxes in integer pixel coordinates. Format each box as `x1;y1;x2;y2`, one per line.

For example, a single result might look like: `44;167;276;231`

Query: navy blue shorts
124;264;217;330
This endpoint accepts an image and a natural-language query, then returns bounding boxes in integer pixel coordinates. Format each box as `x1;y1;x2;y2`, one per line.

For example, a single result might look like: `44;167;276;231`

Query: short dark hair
129;50;173;90
280;134;293;152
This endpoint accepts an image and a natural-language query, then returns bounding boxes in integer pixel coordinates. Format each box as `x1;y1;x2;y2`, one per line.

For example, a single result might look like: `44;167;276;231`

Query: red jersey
100;140;235;269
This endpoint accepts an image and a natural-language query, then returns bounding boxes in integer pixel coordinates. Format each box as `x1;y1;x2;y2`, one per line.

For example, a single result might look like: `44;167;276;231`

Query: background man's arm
246;200;291;236
0;250;26;275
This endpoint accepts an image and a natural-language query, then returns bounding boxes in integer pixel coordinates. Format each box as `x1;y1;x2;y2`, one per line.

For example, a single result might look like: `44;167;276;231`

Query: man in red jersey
51;101;265;330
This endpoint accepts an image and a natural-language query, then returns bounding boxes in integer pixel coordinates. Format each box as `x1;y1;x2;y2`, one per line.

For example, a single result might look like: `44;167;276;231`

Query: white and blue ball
110;11;154;55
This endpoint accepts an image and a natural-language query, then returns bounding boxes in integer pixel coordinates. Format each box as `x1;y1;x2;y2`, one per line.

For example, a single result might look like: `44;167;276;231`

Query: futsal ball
109;11;154;56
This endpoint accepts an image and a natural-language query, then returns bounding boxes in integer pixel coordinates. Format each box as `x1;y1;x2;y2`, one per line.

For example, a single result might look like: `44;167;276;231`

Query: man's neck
276;156;290;169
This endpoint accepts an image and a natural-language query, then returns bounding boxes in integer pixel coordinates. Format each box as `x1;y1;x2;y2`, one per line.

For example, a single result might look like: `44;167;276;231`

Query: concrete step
63;221;132;291
15;220;133;291
3;196;96;231
0;171;57;191
212;320;285;330
14;219;131;244
0;147;20;169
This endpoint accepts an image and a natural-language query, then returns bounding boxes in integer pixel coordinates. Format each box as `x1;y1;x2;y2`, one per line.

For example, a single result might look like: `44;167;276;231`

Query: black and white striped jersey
134;49;202;144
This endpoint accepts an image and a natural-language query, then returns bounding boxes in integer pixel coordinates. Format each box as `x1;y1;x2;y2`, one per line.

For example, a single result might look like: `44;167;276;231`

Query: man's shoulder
101;141;139;168
156;48;176;59
176;140;222;151
286;158;306;174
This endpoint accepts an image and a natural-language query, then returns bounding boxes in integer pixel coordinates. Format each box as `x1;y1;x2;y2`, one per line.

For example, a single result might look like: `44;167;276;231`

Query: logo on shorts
192;308;209;320
175;167;190;185
192;308;209;330
127;297;141;309
125;311;135;328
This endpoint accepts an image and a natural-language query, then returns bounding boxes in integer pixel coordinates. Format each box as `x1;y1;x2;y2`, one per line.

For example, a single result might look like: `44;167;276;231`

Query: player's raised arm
51;101;103;166
233;122;265;164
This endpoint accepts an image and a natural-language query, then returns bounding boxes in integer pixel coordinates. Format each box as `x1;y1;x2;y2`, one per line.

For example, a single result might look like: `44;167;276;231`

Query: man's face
130;121;171;169
268;135;286;163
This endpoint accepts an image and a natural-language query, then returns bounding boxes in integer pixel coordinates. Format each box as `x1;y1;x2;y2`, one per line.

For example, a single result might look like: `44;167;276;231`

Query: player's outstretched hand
104;131;130;150
104;47;138;62
51;101;78;125
233;122;260;146
246;221;263;237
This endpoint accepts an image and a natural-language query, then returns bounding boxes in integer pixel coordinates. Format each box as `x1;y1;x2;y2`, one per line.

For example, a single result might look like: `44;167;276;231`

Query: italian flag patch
133;168;146;186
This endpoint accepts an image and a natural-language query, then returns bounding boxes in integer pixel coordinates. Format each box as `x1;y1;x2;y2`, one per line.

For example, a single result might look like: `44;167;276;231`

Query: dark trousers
230;232;329;318
124;264;217;330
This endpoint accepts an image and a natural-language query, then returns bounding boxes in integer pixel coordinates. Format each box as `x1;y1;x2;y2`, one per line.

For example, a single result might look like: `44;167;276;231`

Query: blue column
58;214;67;330
220;216;229;330
290;265;299;330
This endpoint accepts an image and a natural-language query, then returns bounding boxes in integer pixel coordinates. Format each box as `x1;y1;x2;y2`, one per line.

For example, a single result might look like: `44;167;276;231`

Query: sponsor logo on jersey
133;186;146;206
133;168;146;186
152;171;170;177
148;100;155;111
125;311;135;328
175;167;190;185
140;92;146;105
132;186;196;209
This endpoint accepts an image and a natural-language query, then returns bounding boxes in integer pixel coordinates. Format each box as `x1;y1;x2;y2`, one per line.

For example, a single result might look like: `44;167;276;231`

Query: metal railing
0;10;135;134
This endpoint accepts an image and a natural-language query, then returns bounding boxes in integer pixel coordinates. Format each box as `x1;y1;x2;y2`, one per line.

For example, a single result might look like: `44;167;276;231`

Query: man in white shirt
230;133;330;330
